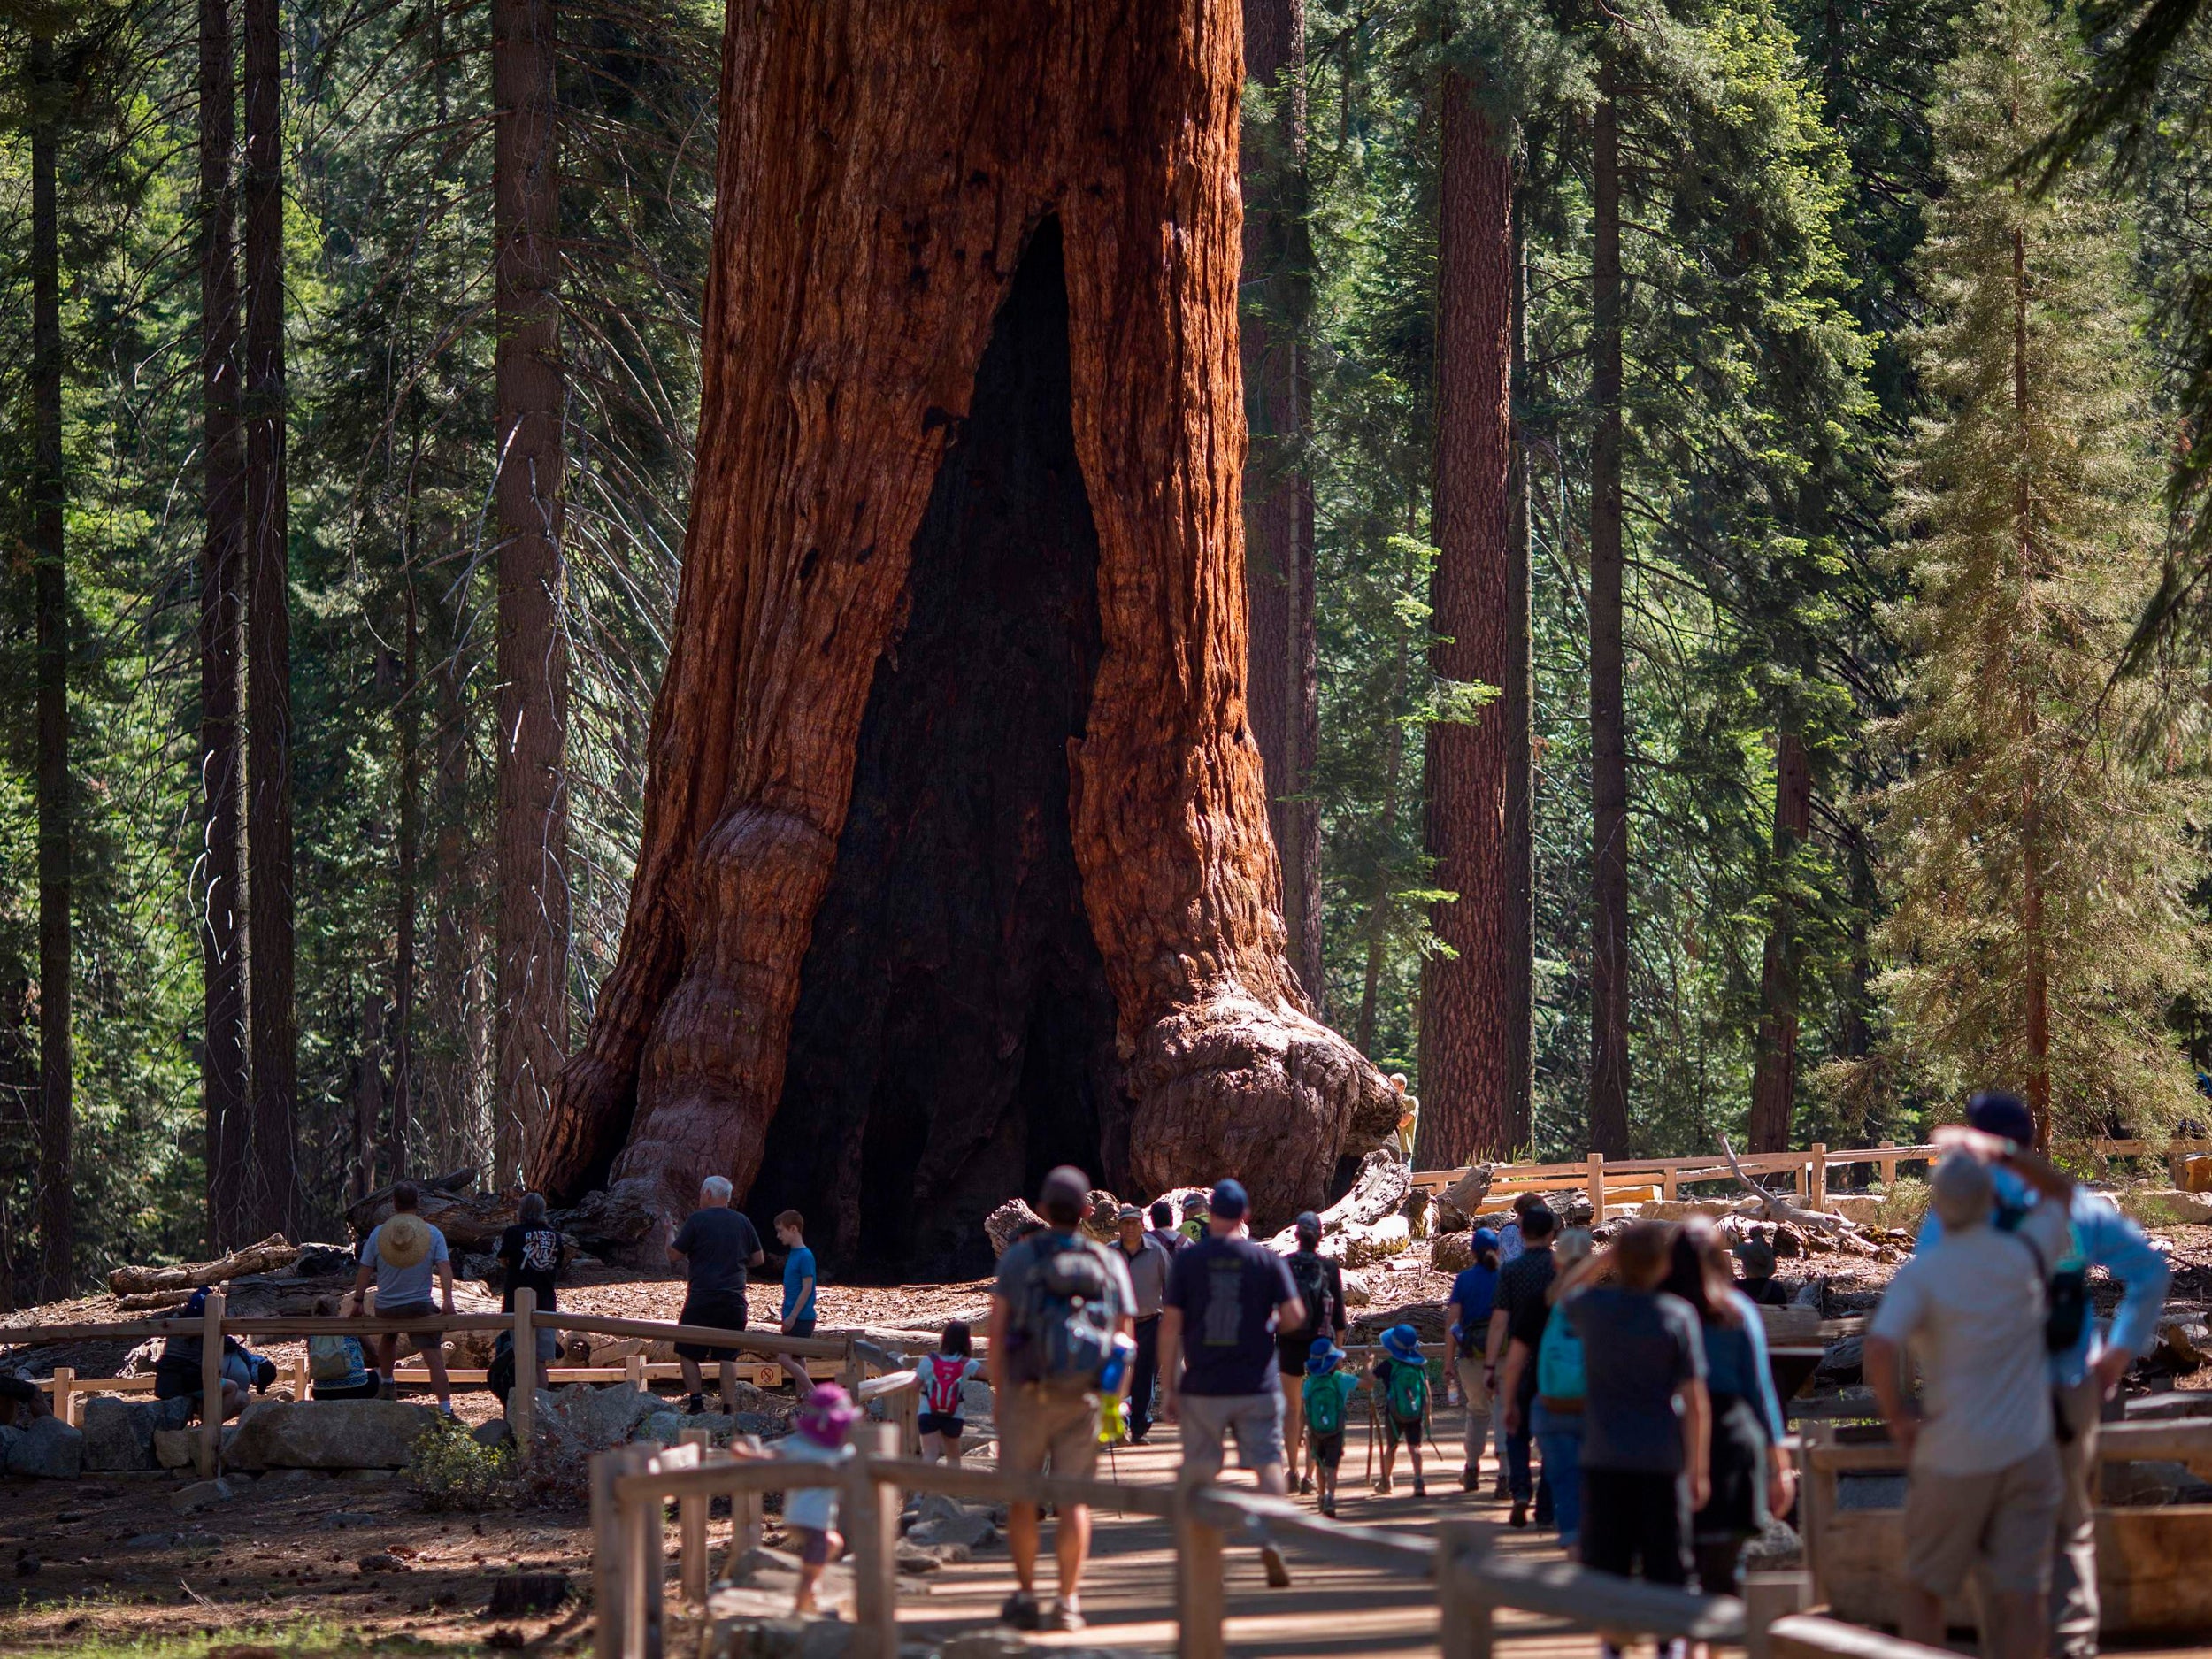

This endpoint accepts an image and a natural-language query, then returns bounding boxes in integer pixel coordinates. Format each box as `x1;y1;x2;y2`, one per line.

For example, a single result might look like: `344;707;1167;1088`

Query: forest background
4;0;2211;1301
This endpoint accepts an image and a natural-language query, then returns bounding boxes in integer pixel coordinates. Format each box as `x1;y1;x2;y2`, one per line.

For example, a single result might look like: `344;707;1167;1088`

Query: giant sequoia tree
530;0;1395;1273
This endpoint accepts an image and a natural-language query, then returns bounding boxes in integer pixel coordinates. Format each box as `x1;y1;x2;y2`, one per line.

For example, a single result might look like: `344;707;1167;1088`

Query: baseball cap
1966;1090;2034;1147
1294;1210;1323;1242
1117;1203;1143;1222
1210;1179;1249;1220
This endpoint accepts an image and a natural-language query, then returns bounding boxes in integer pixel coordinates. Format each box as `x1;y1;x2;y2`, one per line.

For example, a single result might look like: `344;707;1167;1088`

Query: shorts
1904;1444;2065;1598
1001;1385;1100;1481
789;1525;837;1566
378;1300;442;1356
918;1411;965;1440
1278;1334;1318;1376
786;1316;818;1340
1310;1430;1346;1469
1384;1412;1424;1447
1178;1391;1286;1481
676;1289;749;1359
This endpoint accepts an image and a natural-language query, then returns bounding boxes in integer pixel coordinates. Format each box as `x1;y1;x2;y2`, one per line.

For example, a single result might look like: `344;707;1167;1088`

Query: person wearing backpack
1515;1228;1594;1555
1913;1098;2168;1659
1277;1210;1347;1494
1301;1339;1360;1517
1161;1178;1304;1589
1445;1225;1501;1491
987;1165;1135;1633
1369;1324;1432;1496
917;1321;984;1464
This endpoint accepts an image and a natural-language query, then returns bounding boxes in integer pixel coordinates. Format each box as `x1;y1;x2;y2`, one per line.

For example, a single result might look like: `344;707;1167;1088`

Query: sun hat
1306;1336;1345;1375
1381;1324;1423;1364
376;1211;434;1270
795;1381;861;1448
1210;1179;1249;1221
1471;1226;1501;1255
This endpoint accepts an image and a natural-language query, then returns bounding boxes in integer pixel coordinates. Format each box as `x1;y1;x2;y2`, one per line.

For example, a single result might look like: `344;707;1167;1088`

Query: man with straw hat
349;1180;457;1411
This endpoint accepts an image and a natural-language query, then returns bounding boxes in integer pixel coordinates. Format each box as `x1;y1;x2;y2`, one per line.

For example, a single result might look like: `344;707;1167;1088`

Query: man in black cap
987;1165;1135;1632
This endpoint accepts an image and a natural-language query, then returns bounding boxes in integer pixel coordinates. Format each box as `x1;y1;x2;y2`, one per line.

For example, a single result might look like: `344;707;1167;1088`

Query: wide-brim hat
1305;1337;1345;1375
377;1212;433;1270
795;1382;861;1447
1381;1325;1423;1364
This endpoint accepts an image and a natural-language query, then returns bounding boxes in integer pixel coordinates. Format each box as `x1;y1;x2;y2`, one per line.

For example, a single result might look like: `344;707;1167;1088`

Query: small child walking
1302;1339;1359;1517
1370;1324;1432;1498
917;1321;983;1464
781;1383;859;1616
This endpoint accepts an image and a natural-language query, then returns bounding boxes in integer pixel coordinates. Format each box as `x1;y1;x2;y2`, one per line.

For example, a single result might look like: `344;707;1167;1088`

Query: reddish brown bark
1240;0;1322;1010
199;0;250;1248
1747;728;1811;1151
1587;80;1631;1156
242;0;298;1237
1419;78;1518;1168
531;0;1394;1257
493;0;568;1185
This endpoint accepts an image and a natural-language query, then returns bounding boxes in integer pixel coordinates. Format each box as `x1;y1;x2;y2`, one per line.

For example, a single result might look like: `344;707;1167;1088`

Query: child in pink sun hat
782;1381;861;1615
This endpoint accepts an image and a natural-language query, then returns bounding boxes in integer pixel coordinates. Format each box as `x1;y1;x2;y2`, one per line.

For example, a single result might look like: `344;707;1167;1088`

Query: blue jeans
1508;1373;1552;1523
1532;1401;1585;1551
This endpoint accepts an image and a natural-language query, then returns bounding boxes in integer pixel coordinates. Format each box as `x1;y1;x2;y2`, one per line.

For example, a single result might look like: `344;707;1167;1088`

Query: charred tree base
749;227;1125;1282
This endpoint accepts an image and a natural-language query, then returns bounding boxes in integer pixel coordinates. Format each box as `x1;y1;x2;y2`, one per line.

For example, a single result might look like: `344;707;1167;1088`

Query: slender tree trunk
2012;219;2050;1147
354;996;384;1199
243;0;297;1237
1587;77;1631;1156
200;0;250;1250
1356;533;1420;1056
429;647;474;1171
29;33;74;1298
532;0;1394;1254
1419;74;1517;1165
1504;200;1534;1153
1240;0;1323;1010
493;0;568;1186
1747;728;1811;1150
392;578;419;1179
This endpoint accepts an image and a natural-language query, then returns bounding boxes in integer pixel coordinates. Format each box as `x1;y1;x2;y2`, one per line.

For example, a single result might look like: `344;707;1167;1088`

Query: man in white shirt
1867;1148;2070;1659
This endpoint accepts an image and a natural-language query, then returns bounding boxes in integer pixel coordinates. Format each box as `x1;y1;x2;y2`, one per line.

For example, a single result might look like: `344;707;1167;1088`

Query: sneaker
1509;1502;1529;1529
1317;1494;1336;1519
1413;1475;1428;1499
438;1403;458;1419
1046;1600;1086;1632
1461;1464;1479;1493
685;1393;706;1416
1000;1591;1041;1631
1374;1476;1394;1496
1297;1474;1314;1495
1261;1545;1291;1588
1491;1476;1510;1500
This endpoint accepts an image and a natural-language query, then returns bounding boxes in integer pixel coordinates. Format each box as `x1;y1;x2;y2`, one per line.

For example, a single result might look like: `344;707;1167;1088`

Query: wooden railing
593;1425;1955;1659
1410;1146;1940;1224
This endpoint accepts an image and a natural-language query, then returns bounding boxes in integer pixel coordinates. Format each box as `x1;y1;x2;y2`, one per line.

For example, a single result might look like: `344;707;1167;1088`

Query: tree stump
527;0;1394;1272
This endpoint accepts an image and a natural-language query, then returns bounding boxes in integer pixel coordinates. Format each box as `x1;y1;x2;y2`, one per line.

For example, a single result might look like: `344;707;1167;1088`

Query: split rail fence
592;1417;1947;1659
1409;1146;1941;1224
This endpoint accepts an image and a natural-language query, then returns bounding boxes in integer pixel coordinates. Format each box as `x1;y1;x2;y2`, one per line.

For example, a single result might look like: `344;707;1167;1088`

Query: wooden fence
1410;1146;1941;1224
592;1422;1953;1659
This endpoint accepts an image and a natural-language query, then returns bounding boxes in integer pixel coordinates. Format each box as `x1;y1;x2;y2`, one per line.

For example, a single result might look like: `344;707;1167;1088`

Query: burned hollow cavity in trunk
750;223;1126;1283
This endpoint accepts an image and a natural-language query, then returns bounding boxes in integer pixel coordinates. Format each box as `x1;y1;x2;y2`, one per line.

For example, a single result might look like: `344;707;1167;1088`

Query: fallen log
105;1233;298;1297
343;1166;482;1240
1718;1137;1847;1233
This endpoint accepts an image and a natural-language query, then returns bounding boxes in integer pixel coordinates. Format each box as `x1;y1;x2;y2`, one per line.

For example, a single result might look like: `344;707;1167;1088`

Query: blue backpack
1010;1233;1120;1395
1536;1308;1586;1402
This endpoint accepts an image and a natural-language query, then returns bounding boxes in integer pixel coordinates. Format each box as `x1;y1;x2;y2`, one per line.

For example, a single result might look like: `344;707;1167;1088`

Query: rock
474;1417;516;1450
224;1399;440;1469
1816;1336;1863;1382
124;1532;180;1550
81;1396;162;1472
902;1492;998;1551
357;1550;409;1572
549;1383;663;1450
153;1428;197;1469
4;1416;83;1479
1430;1233;1474;1275
265;1465;324;1485
486;1571;572;1616
958;1379;994;1419
895;1543;943;1574
1739;1516;1802;1571
707;1616;857;1659
172;1477;236;1512
983;1199;1047;1259
2181;1155;2212;1194
2121;1189;2212;1228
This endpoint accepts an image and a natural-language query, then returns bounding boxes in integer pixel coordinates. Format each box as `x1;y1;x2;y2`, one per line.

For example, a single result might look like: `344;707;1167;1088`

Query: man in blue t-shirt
1162;1179;1304;1588
774;1210;818;1397
1445;1225;1501;1489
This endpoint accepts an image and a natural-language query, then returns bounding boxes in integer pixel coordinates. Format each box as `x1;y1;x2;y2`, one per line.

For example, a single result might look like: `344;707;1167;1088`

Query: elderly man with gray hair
668;1174;765;1415
1865;1141;2076;1659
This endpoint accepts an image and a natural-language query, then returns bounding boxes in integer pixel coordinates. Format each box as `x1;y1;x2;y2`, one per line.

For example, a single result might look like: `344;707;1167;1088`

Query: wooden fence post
626;1446;663;1659
512;1286;537;1460
1587;1153;1606;1227
840;1336;864;1402
895;1372;921;1456
591;1448;626;1659
679;1428;711;1605
1436;1519;1495;1659
198;1290;226;1478
849;1423;901;1659
50;1366;74;1428
1174;1492;1226;1659
1809;1144;1828;1212
1661;1168;1678;1202
1742;1571;1812;1659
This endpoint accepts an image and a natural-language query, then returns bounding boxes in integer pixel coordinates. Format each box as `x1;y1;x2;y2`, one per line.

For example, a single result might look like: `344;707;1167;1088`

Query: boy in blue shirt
775;1210;819;1398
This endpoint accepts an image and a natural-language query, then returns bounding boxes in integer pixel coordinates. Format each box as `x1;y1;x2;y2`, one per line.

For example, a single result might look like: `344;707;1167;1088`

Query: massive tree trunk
1586;78;1631;1156
1747;728;1810;1151
531;0;1395;1273
243;0;298;1237
1240;0;1322;1010
30;32;73;1298
199;0;250;1250
493;0;569;1186
1419;75;1517;1167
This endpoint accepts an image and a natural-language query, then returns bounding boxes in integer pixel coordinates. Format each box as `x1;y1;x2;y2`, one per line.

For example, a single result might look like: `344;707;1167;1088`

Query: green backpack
1304;1373;1348;1436
1385;1359;1428;1425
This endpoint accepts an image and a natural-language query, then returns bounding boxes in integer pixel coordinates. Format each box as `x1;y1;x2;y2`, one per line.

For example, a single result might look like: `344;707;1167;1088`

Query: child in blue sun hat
1370;1323;1432;1497
1301;1339;1360;1517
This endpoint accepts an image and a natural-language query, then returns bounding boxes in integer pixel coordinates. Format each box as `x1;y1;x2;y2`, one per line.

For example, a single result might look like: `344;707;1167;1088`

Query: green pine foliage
1864;0;2210;1137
